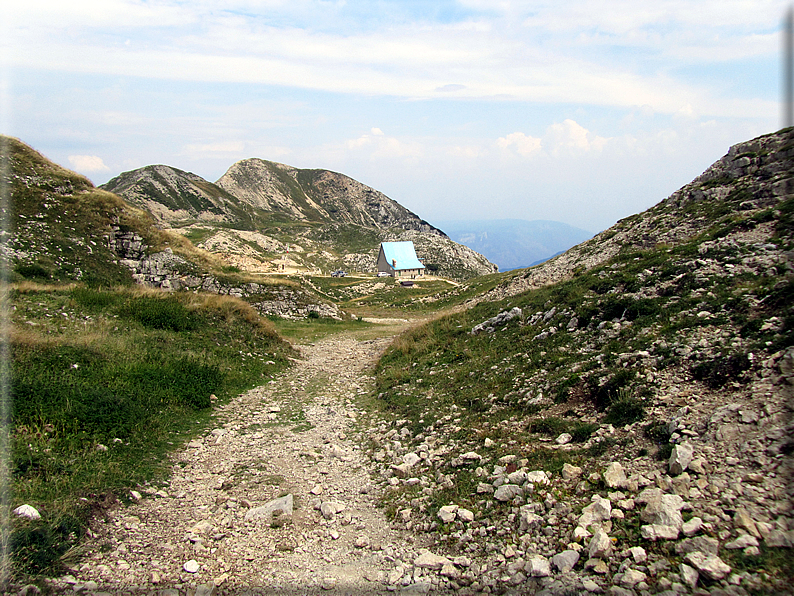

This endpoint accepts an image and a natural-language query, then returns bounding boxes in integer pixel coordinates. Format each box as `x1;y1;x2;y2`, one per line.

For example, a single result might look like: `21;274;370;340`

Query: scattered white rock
684;552;731;580
13;505;41;520
603;462;627;488
413;549;452;570
562;463;582;481
551;550;580;573
669;442;694;475
244;494;293;523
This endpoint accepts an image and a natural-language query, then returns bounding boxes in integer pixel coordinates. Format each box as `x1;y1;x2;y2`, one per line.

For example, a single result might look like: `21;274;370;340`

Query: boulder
684;552;731;580
518;506;543;533
639;490;685;533
13;505;41;521
725;534;759;549
603;462;627;489
525;555;551;577
494;484;523;502
682;517;703;537
414;549;452;570
588;528;613;559
457;508;475;522
551;550;580;573
437;505;458;524
668;442;694;476
562;463;582;481
319;500;345;520
579;495;612;529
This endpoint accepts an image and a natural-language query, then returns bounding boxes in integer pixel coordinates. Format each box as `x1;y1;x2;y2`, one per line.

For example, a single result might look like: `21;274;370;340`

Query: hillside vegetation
9;285;295;577
367;129;794;593
0;138;298;578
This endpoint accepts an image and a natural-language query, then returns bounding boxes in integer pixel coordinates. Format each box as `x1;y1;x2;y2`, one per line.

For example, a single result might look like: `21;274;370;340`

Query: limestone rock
668;442;694;476
684;552;731;580
551;549;580;573
437;505;458;524
525;555;551;577
620;568;647;588
603;462;627;488
244;494;293;523
639;489;684;536
680;563;699;588
588;528;613;559
494;484;523;502
319;500;346;519
457;508;475;522
682;516;703;537
725;534;759;549
414;549;452;570
579;495;612;529
562;463;582;481
13;505;41;521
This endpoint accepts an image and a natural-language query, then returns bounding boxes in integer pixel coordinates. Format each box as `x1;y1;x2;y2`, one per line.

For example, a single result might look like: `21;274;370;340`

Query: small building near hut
377;241;425;279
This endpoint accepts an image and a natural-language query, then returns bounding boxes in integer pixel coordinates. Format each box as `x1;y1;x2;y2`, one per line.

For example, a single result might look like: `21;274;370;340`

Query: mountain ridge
102;158;497;280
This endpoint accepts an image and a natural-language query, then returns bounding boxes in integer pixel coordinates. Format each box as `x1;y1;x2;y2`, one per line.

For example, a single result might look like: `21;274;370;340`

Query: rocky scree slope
366;129;793;594
476;128;794;303
103;158;497;280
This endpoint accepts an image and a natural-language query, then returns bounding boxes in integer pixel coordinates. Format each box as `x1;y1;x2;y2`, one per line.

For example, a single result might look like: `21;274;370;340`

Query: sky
0;0;785;233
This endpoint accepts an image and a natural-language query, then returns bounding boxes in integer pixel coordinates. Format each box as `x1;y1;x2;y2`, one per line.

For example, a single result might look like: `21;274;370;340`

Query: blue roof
381;241;425;270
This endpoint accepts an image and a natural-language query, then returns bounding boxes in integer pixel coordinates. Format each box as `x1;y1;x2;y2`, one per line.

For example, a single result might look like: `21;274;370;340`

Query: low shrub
604;396;645;426
692;353;751;388
121;296;198;332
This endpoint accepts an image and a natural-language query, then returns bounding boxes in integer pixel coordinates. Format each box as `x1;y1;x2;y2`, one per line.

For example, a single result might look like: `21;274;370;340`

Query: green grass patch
10;284;295;579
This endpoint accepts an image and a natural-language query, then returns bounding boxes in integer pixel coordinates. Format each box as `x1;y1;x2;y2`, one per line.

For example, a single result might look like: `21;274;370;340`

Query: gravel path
70;333;426;595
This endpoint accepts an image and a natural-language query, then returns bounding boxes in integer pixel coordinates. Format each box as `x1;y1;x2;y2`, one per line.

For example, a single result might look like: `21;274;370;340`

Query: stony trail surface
68;333;433;595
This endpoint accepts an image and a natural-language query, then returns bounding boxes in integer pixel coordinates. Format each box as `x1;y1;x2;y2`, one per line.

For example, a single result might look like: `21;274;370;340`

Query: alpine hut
377;241;425;279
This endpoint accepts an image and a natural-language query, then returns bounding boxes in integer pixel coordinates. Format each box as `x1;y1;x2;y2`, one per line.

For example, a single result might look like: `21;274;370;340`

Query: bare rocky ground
44;333;443;596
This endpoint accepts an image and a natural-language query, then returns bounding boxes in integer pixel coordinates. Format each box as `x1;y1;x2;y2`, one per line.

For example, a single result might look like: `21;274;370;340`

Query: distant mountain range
432;219;593;271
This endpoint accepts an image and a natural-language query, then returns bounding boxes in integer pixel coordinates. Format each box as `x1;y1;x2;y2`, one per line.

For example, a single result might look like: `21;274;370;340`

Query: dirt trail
70;332;426;595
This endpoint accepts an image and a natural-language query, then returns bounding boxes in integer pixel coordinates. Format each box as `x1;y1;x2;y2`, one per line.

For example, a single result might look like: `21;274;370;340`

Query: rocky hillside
368;128;793;594
477;128;794;302
98;165;259;227
215;158;442;233
1;135;155;286
103;159;497;280
1;137;341;319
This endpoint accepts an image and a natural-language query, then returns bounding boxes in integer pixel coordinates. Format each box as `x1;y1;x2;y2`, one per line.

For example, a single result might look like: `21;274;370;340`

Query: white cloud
344;130;424;160
68;155;109;172
498;120;608;158
544;119;609;155
4;0;781;118
497;132;542;156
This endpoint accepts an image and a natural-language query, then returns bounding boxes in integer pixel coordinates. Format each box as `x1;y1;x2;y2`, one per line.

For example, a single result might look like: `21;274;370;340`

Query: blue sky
1;0;783;232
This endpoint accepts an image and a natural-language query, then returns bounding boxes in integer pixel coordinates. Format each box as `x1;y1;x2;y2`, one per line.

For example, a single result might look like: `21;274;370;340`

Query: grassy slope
2;139;302;579
10;285;296;577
